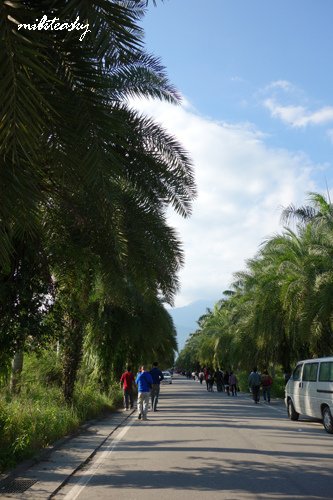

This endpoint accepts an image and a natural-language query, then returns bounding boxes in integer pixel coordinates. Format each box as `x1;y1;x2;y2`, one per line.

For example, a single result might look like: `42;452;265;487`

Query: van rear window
302;363;318;381
319;362;333;382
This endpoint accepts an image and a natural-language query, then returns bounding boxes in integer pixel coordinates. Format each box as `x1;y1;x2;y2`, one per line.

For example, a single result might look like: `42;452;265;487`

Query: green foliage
23;350;63;387
237;371;251;394
0;384;75;470
270;374;286;399
0;0;195;470
177;192;333;379
0;352;121;472
0;0;196;406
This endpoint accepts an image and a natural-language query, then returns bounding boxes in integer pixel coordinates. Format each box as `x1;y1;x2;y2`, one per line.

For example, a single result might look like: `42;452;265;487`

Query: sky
133;0;333;308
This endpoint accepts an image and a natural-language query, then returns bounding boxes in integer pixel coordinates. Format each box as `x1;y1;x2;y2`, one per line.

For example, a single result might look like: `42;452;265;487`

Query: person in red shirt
120;366;135;410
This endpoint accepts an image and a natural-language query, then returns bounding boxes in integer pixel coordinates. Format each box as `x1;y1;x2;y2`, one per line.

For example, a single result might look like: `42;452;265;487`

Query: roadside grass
0;352;123;472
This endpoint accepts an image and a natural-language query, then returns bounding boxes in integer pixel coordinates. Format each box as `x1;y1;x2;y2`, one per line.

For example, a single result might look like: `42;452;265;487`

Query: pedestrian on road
204;369;212;391
223;370;230;396
136;366;153;420
198;370;204;384
229;371;238;396
261;369;273;403
149;361;164;411
204;368;209;391
207;371;214;392
214;369;224;392
120;365;135;410
248;367;261;403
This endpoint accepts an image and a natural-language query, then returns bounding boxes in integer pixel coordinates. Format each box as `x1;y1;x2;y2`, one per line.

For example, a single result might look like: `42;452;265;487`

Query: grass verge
0;352;123;472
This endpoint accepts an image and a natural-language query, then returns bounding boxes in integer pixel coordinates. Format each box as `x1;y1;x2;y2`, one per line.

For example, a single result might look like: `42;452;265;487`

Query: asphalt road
2;375;333;500
55;375;333;500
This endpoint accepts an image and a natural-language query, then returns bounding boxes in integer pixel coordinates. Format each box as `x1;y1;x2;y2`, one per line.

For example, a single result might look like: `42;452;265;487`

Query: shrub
0;351;123;472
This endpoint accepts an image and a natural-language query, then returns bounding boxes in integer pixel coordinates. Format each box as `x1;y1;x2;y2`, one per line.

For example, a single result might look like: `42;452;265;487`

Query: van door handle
298;382;303;388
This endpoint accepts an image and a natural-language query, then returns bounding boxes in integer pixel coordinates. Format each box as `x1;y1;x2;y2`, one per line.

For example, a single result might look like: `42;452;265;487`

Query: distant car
161;370;172;384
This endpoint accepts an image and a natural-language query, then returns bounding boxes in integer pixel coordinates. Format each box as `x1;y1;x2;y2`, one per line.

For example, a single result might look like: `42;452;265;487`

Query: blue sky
133;0;333;307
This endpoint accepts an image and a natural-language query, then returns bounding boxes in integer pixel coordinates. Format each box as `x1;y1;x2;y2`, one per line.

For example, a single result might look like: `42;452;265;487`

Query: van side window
292;364;303;381
302;363;319;382
319;362;333;382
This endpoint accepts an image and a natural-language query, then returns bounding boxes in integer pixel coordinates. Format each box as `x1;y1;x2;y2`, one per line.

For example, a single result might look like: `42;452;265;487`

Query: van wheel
322;406;333;434
287;399;299;421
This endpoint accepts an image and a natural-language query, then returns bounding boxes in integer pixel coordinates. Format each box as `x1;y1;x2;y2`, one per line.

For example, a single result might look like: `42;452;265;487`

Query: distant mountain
167;299;217;351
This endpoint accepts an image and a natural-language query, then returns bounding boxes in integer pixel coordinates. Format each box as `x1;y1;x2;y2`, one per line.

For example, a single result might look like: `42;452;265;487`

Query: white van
285;356;333;434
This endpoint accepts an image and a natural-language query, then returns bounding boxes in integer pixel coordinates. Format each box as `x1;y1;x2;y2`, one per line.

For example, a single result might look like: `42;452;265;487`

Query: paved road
58;375;333;500
2;375;333;499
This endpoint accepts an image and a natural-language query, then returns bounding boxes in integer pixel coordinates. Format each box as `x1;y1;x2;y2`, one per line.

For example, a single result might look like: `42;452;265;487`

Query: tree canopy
1;0;196;399
177;192;333;375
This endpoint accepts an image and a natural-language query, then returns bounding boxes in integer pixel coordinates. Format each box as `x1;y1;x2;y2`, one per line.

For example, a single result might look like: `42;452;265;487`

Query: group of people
248;367;273;403
196;368;239;396
120;362;164;421
192;366;274;404
121;363;274;417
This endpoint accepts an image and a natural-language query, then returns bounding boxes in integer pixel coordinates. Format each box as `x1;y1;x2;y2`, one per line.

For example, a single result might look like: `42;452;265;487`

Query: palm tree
281;192;333;228
1;0;195;264
1;1;197;400
281;193;333;356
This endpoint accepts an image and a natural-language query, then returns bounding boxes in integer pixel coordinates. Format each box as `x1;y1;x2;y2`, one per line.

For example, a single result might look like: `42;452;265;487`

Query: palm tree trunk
62;318;83;403
10;349;24;394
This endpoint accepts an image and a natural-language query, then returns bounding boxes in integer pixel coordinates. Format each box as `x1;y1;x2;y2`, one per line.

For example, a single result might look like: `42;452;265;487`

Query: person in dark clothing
248;367;261;403
198;370;205;384
261;369;273;403
229;371;238;396
223;370;230;395
149;362;164;411
207;371;214;392
214;369;223;392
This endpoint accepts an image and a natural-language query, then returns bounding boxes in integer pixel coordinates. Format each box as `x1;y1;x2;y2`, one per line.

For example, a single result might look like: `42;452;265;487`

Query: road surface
1;375;333;499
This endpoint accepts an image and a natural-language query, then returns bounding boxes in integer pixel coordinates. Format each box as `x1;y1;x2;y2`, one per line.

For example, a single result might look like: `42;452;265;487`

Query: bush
0;351;123;472
270;373;285;398
0;384;78;470
23;350;63;387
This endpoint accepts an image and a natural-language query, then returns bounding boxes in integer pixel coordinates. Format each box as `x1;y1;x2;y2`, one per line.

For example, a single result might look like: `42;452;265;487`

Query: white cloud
230;76;245;83
130;98;318;307
260;81;333;128
265;80;296;92
264;98;333;128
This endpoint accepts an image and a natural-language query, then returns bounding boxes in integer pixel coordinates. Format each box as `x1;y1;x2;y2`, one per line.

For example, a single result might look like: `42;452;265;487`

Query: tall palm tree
1;1;197;400
1;0;195;267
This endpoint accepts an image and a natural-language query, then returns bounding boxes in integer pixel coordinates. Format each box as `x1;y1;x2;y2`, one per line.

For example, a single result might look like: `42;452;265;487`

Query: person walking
198;370;204;384
248;367;261;403
261;369;273;403
120;365;135;410
204;368;213;391
223;370;230;396
207;371;214;392
135;365;153;420
214;369;224;392
204;368;210;391
149;361;164;411
229;371;238;396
